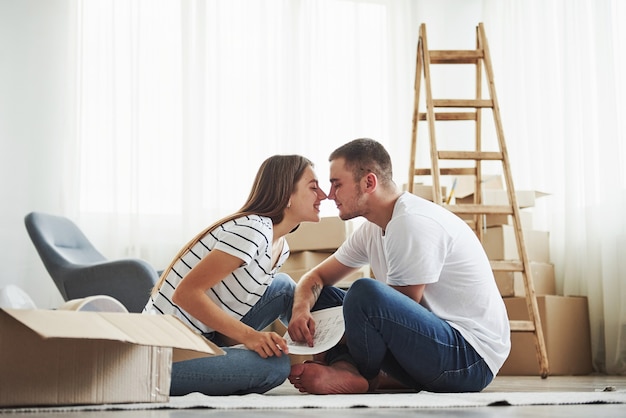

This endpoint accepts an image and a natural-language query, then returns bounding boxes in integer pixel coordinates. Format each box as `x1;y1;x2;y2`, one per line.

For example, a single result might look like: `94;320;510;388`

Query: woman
144;154;327;395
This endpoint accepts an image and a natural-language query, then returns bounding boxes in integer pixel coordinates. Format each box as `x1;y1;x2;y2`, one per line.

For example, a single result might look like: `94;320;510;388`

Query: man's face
328;158;366;221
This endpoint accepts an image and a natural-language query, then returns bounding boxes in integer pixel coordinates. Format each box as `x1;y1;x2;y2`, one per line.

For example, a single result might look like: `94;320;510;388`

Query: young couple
144;138;510;396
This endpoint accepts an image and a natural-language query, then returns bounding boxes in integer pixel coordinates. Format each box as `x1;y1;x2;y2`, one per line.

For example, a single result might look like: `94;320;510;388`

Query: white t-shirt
144;215;289;334
335;192;511;375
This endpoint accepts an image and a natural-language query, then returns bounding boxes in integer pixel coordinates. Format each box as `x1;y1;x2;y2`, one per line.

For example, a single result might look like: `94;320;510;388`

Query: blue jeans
328;279;493;393
170;273;296;396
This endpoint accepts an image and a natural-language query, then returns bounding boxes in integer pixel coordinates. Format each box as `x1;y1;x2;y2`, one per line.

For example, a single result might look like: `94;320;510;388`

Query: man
287;138;510;394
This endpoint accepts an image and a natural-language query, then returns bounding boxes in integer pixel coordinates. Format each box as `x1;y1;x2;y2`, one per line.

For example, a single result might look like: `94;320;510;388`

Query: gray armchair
24;212;158;313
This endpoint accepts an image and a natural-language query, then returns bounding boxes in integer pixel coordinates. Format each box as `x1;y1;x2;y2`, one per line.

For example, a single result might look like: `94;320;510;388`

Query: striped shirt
144;215;289;334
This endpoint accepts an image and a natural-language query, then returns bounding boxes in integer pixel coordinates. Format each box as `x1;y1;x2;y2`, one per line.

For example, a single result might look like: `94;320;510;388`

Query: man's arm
288;255;356;346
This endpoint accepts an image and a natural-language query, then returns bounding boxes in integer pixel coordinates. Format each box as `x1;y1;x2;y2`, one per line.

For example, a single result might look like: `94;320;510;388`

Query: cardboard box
280;250;332;282
280;250;369;287
454;173;548;208
456;188;548;209
454;175;504;200
454;175;503;223
483;225;550;263
481;189;549;209
494;262;556;297
499;296;592;376
0;309;223;407
484;210;534;229
282;250;332;271
402;183;447;202
286;217;353;252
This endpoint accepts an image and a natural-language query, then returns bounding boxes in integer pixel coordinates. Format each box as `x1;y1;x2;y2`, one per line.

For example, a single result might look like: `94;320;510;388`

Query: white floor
3;375;626;418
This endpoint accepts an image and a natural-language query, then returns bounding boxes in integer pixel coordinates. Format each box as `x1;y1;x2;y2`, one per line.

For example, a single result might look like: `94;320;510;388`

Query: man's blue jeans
170;273;297;396
329;278;494;393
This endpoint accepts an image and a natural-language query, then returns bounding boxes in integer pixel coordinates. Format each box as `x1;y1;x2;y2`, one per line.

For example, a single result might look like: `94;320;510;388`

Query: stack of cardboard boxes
281;217;370;288
452;176;593;376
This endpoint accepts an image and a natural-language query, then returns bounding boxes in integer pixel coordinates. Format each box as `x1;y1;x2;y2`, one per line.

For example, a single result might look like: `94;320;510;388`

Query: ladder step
490;261;524;272
414;167;477;176
438;151;503;160
446;204;513;215
510;320;536;332
429;50;484;64
433;99;493;108
418;112;477;121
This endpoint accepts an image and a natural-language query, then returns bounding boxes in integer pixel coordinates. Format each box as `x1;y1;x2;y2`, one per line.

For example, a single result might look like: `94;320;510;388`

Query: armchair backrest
24;212;107;299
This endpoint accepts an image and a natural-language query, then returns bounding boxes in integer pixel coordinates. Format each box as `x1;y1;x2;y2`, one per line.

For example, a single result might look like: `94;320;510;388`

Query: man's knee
345;278;382;303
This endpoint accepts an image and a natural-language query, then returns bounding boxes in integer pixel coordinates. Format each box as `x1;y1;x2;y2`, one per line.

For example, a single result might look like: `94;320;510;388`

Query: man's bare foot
312;351;327;364
288;361;369;394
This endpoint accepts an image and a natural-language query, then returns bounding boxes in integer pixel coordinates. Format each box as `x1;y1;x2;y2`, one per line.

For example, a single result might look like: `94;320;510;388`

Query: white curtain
74;0;417;265
482;0;626;374
71;0;625;373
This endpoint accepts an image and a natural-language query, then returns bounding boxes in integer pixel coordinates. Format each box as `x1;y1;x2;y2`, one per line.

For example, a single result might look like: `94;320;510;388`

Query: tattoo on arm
311;283;322;300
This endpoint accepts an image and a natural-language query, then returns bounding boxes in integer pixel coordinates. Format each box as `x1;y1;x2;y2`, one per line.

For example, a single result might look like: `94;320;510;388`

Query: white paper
284;306;344;355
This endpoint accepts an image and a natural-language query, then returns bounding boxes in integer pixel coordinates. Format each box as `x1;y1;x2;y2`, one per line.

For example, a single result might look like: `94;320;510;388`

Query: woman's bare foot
288;361;369;394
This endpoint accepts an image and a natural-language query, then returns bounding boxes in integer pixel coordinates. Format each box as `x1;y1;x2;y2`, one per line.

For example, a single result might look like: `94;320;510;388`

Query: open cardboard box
453;175;549;209
0;308;224;407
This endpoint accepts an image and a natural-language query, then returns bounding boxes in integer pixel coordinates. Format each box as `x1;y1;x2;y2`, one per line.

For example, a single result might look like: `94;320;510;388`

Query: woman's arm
172;249;287;358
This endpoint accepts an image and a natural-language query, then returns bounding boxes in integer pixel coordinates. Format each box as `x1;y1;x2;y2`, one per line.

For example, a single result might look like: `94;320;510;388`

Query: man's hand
287;256;352;347
288;309;316;347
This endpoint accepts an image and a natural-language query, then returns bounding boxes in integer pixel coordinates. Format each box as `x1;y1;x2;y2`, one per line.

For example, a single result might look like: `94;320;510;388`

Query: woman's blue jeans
328;278;493;393
170;273;298;396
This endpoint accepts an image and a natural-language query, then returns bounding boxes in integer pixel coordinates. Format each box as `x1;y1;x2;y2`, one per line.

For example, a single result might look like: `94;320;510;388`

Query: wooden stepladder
407;23;549;378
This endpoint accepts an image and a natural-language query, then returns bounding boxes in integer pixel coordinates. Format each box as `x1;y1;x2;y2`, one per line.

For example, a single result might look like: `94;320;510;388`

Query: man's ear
363;172;378;193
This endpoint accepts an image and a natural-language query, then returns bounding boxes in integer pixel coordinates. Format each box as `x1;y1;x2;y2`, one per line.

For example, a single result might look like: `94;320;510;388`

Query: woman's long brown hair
150;154;313;295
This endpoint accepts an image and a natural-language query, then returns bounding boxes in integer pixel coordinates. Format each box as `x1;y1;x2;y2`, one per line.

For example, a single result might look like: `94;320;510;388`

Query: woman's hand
242;330;289;358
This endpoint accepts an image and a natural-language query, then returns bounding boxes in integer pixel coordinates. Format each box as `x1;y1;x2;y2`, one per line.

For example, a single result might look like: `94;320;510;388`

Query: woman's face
288;165;327;223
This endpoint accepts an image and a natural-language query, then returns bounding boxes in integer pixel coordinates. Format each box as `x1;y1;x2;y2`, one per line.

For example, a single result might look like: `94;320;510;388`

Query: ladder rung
418;112;477;121
414;167;477;176
433;99;493;108
446;204;513;215
428;50;484;64
490;261;524;272
510;320;536;332
438;151;503;160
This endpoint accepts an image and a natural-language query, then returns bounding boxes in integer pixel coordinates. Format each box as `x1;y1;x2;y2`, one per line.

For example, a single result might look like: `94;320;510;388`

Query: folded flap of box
454;175;503;199
2;309;224;359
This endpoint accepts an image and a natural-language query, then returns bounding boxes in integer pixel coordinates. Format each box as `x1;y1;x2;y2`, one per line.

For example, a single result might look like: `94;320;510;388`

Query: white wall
0;0;75;308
